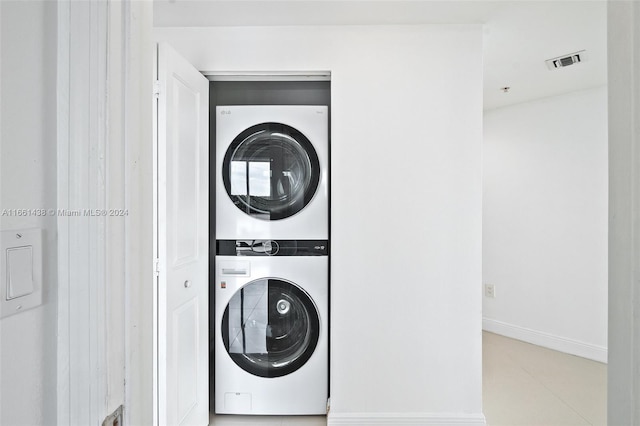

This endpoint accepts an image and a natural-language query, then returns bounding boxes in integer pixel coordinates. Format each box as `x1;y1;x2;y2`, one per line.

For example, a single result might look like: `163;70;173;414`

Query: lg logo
220;110;231;115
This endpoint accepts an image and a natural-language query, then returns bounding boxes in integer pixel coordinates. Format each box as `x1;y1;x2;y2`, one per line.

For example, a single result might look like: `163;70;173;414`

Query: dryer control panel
216;239;328;256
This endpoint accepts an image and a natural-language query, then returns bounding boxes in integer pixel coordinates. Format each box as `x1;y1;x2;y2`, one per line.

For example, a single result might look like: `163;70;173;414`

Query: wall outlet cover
484;283;496;298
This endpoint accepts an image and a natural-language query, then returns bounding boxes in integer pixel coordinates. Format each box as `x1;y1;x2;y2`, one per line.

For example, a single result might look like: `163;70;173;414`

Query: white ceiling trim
203;70;331;81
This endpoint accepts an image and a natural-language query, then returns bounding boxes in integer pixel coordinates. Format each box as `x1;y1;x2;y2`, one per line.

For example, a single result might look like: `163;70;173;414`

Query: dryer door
222;123;320;221
222;278;320;378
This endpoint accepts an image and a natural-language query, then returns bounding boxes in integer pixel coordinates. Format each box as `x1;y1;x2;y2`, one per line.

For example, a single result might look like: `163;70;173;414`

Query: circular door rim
221;122;321;221
220;276;321;378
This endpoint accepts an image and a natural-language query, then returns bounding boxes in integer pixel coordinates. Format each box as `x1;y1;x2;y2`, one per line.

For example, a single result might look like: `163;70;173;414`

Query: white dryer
216;105;328;240
214;240;328;415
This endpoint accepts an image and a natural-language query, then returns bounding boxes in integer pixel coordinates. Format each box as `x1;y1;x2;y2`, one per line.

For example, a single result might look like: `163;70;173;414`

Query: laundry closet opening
208;79;332;417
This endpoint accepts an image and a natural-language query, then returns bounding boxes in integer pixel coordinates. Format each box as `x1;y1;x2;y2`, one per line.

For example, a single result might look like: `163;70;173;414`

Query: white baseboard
327;412;486;425
482;318;608;363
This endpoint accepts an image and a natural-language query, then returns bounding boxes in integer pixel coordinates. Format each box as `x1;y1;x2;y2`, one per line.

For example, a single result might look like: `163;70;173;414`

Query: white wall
607;1;640;423
155;25;484;424
483;87;608;362
0;1;58;424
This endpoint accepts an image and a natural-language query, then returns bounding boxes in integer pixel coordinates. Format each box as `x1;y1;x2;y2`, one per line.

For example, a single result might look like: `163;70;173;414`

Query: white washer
216;105;328;240
214;244;328;415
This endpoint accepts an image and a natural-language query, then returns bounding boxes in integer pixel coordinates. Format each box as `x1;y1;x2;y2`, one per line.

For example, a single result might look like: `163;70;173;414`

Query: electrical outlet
484;283;496;298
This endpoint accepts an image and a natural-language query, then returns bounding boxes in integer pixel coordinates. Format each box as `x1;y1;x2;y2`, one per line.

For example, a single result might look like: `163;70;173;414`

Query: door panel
155;42;209;426
171;77;200;265
174;299;198;422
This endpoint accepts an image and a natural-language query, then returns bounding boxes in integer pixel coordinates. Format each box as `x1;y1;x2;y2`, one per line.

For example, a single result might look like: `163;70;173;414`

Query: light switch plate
7;246;35;299
1;229;43;319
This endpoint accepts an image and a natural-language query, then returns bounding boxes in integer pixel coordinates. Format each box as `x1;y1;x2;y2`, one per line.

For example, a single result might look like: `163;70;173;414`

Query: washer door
221;278;320;378
222;123;320;221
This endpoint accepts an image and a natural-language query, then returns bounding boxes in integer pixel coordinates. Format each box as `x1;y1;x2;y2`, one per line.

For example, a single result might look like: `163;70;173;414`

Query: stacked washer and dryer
214;106;329;415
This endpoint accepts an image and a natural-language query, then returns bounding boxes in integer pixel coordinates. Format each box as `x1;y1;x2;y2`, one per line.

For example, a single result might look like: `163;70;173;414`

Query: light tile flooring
210;332;607;425
209;414;326;426
483;331;606;426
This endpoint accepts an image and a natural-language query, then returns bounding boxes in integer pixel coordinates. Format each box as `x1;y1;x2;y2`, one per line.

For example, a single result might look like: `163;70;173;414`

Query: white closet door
155;42;209;426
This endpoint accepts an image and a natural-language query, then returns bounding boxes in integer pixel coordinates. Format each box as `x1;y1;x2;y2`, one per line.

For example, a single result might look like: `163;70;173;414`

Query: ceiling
153;0;607;110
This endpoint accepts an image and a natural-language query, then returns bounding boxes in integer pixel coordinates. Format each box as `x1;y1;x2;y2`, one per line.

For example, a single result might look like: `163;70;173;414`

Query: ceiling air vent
545;50;587;70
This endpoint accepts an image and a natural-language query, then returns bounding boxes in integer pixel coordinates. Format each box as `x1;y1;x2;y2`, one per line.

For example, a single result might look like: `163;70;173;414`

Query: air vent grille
546;50;587;70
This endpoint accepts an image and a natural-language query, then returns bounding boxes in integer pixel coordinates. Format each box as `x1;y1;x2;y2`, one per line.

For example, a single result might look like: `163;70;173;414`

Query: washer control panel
216;239;329;256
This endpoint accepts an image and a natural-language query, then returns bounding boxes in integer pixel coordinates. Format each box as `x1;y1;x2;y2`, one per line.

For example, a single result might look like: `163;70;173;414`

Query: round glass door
222;123;320;221
221;278;320;378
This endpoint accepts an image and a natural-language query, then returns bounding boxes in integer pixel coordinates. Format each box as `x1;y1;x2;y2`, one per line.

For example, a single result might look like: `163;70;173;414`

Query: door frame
56;1;110;424
56;1;154;425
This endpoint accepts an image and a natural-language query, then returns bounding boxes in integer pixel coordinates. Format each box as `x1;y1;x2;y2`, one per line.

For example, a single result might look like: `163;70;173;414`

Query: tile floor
483;331;606;426
209;414;326;426
209;332;607;425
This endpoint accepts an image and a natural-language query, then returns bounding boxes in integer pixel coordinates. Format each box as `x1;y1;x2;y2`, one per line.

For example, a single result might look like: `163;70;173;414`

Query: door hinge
154;258;160;276
153;80;161;99
102;405;123;426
